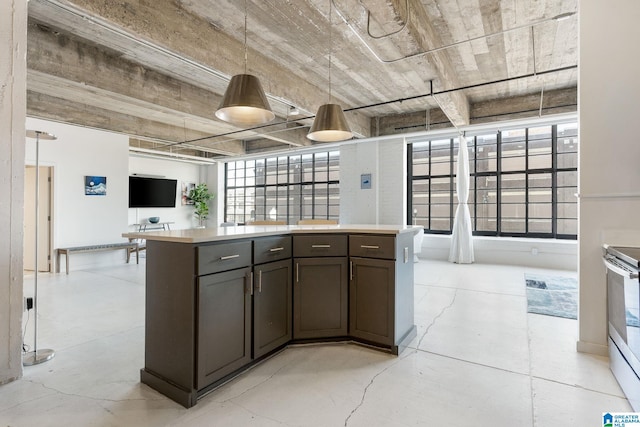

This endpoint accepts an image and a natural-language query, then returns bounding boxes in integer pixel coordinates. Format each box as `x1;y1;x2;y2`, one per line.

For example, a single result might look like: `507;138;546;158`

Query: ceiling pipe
175;64;577;147
366;0;409;39
332;0;577;65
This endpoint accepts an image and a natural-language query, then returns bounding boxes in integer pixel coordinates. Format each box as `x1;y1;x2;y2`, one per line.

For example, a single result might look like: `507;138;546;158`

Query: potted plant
188;183;215;227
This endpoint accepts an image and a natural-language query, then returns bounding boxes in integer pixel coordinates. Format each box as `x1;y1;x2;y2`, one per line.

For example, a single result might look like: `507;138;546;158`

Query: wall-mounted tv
128;176;177;208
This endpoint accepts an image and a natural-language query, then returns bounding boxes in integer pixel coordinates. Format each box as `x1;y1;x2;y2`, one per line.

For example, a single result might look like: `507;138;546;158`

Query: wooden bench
56;242;139;274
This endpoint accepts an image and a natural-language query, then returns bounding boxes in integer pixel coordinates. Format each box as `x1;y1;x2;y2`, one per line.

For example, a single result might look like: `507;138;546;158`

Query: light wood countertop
123;224;423;244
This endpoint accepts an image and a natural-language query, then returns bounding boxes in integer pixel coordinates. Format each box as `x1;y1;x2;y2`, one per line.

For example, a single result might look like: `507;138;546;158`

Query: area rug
525;273;578;319
525;273;640;326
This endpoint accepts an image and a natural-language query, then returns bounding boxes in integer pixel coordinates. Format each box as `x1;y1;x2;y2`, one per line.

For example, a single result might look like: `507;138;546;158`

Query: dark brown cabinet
293;257;348;339
349;257;395;346
349;233;415;353
293;235;348;339
139;229;416;408
253;258;292;358
197;267;252;389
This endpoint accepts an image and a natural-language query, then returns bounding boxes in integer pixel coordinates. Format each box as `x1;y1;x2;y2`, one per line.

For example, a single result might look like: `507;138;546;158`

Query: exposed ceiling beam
28;0;373;138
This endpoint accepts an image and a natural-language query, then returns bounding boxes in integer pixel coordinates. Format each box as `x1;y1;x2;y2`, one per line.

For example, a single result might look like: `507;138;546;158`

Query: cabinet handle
258;270;262;293
249;271;254;295
350;261;353;281
220;254;240;260
360;245;380;249
311;244;331;248
269;247;285;252
296;263;299;283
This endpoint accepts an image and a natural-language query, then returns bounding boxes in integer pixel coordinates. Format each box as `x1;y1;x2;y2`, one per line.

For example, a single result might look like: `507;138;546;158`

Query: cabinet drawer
254;236;292;265
349;235;395;260
293;235;347;257
197;240;252;276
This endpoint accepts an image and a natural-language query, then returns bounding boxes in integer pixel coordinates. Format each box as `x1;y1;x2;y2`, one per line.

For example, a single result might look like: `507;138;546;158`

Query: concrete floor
0;259;631;426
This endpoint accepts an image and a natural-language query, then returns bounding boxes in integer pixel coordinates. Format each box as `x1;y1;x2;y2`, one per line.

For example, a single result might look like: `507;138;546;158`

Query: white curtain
448;134;474;264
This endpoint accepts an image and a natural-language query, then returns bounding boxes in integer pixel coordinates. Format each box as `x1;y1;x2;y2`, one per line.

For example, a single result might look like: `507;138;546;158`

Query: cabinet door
254;259;292;358
294;257;348;339
197;267;252;389
349;257;395;346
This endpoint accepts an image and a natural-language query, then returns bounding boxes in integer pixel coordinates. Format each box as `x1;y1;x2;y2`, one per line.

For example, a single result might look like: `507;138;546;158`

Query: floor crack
416;289;458;350
19;378;162;404
343;354;409;426
218;362;288;403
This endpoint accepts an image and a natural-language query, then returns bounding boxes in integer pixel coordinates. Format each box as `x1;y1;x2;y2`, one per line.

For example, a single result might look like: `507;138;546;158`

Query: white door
24;166;52;272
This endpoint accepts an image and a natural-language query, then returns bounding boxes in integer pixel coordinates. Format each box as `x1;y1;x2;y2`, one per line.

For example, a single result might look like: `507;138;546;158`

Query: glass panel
314;152;328;182
557;219;578;235
528;219;552;233
329;151;340;181
289;156;301;184
475;175;497;232
278;157;288;184
277;186;288;222
528;127;552;170
328;183;340;219
266;158;277;185
430;139;452;176
475;134;497;173
301;184;313;218
557;202;577;219
431;176;451;231
412;179;429;225
412;148;429;176
301;154;314;182
255;159;266;186
265;186;278;220
314;183;328;218
254;187;265;220
501;128;526;172
245;160;255;187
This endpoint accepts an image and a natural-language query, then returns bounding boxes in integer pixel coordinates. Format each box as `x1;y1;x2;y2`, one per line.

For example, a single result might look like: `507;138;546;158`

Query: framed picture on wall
361;173;372;190
85;176;107;196
182;182;195;205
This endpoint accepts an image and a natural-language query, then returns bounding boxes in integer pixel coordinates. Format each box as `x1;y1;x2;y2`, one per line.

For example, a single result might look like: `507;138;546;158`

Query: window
225;151;339;224
408;122;578;239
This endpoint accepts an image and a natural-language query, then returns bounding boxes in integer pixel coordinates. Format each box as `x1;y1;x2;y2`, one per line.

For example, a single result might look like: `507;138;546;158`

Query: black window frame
407;122;577;239
225;151;340;225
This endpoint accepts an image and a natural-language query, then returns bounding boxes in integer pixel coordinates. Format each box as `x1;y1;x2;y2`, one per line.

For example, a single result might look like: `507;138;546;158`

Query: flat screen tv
128;176;177;208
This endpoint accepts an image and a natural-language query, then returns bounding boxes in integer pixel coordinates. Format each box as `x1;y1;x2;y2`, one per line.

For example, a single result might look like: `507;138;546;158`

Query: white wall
128;156;202;229
0;0;27;385
340;138;407;225
23;120;216;271
578;0;640;355
25;118;130;271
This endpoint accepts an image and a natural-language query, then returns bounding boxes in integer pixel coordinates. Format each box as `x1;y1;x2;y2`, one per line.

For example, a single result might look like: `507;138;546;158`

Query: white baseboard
576;339;609;357
418;234;577;270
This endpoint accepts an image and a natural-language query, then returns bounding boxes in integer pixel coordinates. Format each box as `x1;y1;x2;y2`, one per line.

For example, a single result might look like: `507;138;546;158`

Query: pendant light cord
244;0;248;74
328;0;332;104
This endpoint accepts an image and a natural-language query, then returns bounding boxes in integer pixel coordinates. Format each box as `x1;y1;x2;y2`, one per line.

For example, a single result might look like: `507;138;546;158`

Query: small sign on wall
361;173;372;189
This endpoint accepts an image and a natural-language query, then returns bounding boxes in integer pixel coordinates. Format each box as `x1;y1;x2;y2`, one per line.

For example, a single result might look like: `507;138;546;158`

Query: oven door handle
603;257;640;279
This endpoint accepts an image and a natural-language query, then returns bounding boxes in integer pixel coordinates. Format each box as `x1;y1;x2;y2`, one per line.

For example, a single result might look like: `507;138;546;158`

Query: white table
133;222;174;232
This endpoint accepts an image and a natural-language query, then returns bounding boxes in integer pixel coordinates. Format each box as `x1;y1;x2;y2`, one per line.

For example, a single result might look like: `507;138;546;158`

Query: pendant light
307;0;352;142
215;0;275;126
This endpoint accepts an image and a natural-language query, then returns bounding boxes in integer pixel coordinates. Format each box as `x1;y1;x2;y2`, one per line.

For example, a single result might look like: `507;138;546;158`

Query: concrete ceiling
26;0;578;161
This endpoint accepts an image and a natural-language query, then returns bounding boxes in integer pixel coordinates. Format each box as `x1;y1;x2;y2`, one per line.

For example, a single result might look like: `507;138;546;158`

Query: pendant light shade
215;74;275;126
307;103;352;142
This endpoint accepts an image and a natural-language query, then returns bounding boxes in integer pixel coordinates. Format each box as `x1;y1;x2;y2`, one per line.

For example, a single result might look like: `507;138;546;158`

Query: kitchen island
123;224;420;408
